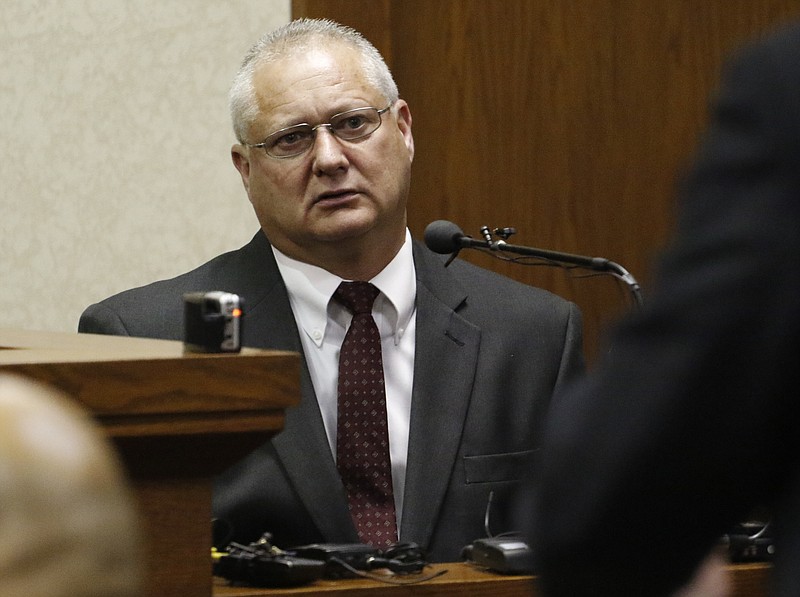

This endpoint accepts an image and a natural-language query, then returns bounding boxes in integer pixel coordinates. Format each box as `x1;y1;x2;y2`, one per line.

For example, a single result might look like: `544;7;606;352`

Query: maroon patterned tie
334;281;398;547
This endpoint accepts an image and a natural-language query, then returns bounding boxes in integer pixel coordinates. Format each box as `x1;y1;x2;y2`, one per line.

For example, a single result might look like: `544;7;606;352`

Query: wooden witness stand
0;329;773;596
0;328;301;597
213;561;772;596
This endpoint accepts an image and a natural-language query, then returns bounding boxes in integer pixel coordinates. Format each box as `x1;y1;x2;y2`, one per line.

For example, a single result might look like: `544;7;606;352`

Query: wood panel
294;0;800;360
1;328;301;597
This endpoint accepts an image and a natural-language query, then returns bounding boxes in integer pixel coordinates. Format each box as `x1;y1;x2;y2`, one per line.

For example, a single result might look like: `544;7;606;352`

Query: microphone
423;219;477;254
423;220;643;307
425;219;608;268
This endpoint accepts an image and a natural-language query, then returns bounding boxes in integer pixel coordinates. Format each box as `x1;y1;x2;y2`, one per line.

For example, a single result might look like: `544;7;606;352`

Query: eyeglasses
248;105;393;159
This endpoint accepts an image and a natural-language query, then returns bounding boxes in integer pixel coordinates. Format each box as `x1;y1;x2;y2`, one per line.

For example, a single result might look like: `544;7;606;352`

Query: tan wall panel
0;1;291;333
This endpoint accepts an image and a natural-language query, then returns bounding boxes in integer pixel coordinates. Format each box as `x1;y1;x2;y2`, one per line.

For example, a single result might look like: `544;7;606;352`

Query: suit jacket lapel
243;234;357;542
400;243;481;545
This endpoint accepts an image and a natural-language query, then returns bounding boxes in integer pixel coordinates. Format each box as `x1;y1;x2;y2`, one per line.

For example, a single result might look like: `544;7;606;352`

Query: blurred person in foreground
79;18;583;561
528;22;800;597
0;374;142;597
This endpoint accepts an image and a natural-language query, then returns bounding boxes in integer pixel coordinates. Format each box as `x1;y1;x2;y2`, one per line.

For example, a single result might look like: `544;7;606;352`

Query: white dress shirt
272;230;417;529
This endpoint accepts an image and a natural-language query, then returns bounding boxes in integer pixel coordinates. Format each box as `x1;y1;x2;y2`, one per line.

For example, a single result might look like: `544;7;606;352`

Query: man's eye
273;130;311;149
341;115;368;130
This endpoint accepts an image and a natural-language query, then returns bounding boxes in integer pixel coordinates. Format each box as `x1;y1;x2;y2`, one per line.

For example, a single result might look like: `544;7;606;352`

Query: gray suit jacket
80;231;583;562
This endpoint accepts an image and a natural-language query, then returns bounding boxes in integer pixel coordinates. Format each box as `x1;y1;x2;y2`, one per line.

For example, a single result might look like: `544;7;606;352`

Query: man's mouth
315;189;359;203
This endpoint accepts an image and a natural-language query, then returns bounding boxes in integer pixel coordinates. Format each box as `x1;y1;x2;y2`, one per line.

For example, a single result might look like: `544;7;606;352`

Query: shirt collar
272;230;416;347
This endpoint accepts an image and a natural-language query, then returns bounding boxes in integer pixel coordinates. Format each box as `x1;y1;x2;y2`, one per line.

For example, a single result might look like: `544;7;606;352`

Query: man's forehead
250;46;380;125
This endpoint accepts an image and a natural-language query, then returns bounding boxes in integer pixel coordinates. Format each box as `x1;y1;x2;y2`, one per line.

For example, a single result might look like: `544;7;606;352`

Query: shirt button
311;329;323;342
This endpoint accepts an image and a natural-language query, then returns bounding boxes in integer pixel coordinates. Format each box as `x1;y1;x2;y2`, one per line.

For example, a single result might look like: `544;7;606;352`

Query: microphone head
424;220;465;254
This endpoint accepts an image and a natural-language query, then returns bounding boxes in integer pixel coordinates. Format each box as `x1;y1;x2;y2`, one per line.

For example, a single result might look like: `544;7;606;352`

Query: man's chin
310;214;378;243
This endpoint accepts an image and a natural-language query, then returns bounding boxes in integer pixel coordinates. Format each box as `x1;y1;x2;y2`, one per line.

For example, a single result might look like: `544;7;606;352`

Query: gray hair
229;18;400;144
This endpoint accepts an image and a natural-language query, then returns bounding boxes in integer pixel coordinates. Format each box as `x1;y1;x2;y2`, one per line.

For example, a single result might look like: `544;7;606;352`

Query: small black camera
183;291;242;353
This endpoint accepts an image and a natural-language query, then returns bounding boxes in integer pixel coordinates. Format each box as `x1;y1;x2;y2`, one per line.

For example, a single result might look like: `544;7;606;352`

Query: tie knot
334;281;379;315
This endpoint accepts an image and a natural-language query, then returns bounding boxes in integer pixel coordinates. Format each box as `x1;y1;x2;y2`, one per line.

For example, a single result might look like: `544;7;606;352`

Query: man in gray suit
79;18;583;562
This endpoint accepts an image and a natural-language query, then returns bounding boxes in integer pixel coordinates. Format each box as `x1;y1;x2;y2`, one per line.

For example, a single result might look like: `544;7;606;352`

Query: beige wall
0;1;290;333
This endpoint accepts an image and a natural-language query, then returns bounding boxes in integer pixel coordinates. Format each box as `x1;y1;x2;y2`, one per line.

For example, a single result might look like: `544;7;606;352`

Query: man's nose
311;127;349;172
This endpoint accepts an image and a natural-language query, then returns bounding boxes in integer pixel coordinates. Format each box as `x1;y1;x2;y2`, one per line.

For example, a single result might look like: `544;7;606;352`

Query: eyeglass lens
264;107;384;158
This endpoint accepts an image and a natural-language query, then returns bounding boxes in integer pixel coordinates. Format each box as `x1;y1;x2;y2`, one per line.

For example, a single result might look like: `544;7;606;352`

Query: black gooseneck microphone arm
424;219;643;308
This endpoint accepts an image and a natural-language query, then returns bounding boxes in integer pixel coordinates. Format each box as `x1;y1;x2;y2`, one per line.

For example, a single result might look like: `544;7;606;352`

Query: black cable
328;557;448;585
471;246;643;309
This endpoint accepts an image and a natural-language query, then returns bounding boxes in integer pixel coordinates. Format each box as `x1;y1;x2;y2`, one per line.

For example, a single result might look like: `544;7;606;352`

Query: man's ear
394;100;414;162
231;145;251;194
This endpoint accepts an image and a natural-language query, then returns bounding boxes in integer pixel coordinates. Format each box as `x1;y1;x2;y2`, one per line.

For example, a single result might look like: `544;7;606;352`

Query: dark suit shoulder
716;21;800;144
79;232;274;339
450;256;568;301
414;240;576;318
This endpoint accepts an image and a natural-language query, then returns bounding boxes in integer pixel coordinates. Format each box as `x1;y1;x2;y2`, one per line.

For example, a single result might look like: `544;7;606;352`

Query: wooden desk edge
212;561;772;596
